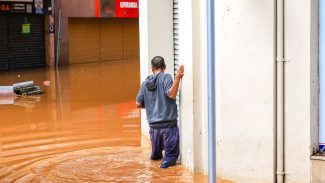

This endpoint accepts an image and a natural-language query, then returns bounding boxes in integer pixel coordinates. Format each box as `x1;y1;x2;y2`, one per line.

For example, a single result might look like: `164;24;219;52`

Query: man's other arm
136;84;145;108
136;102;144;108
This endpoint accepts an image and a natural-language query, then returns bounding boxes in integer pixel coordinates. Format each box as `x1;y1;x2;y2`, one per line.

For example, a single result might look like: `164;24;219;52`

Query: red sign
115;0;138;18
98;0;138;18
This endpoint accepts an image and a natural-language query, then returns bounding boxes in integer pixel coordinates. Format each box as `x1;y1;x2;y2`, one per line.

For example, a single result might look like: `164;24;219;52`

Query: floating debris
13;81;44;96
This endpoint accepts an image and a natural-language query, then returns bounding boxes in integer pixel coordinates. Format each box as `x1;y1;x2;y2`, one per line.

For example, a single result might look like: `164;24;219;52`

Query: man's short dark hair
151;56;166;69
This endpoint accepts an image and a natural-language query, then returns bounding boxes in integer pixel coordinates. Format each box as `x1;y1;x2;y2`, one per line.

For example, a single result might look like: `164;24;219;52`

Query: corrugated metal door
8;14;45;69
173;0;180;123
69;19;101;64
100;19;124;61
173;0;179;72
123;19;139;61
0;16;8;71
69;18;139;64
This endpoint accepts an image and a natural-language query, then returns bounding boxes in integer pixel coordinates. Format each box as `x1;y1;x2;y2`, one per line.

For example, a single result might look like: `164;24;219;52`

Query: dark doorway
0;14;45;71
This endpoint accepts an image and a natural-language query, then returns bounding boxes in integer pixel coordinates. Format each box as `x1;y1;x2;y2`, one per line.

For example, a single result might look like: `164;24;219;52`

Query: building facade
54;0;140;65
139;0;324;182
0;0;140;70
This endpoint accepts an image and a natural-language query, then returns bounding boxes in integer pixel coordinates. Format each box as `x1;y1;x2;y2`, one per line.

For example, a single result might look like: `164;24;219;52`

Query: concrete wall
188;0;319;182
178;0;195;170
213;1;318;182
284;0;319;182
177;0;210;173
193;0;208;174
215;1;275;182
138;0;174;142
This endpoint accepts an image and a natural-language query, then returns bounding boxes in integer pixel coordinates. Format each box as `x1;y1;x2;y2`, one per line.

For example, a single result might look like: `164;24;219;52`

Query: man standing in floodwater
136;56;184;168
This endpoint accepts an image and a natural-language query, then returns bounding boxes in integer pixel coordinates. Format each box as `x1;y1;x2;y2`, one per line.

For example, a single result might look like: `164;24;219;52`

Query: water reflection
0;61;224;182
0;61;141;181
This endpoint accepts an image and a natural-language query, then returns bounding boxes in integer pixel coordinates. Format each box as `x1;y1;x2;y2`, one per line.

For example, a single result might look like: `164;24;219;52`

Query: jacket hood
145;73;162;91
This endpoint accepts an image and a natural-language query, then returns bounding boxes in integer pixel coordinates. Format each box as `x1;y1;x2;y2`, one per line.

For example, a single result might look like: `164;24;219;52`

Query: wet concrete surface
0;61;232;182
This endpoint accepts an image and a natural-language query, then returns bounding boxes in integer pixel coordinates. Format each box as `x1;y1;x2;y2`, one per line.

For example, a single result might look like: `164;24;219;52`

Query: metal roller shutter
173;0;180;123
8;14;45;70
69;19;101;64
100;19;124;62
173;0;179;72
123;19;140;61
0;16;8;71
69;18;140;64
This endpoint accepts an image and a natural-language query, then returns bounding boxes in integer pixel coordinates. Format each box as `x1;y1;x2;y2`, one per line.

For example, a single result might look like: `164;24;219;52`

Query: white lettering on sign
14;6;24;10
120;2;138;8
13;3;25;6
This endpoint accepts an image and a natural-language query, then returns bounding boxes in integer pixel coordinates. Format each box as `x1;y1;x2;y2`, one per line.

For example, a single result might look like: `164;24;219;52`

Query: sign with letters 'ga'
0;0;42;14
99;0;138;18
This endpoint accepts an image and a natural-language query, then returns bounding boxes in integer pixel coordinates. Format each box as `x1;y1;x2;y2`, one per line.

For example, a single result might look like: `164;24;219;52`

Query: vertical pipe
55;8;64;122
55;9;62;68
276;0;285;182
207;0;216;182
319;0;325;152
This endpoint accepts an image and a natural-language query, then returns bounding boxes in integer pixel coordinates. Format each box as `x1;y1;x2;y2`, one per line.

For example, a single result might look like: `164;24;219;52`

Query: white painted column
176;0;195;170
319;0;325;152
283;0;318;182
139;0;174;144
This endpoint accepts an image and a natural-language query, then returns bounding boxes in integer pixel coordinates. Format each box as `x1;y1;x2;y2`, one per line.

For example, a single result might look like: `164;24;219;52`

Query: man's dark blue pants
149;126;180;166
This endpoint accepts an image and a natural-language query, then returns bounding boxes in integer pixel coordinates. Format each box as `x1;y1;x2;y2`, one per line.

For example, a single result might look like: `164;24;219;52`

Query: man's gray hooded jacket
136;73;177;124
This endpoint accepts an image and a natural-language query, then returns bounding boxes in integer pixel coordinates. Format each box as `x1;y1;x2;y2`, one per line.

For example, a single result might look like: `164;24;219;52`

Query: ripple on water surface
2;147;210;183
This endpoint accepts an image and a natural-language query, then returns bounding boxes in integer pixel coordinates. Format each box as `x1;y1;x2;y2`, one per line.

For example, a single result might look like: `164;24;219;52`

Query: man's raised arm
168;65;184;99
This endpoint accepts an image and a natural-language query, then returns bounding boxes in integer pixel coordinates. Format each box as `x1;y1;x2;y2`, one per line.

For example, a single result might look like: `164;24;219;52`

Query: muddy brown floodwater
0;61;233;183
